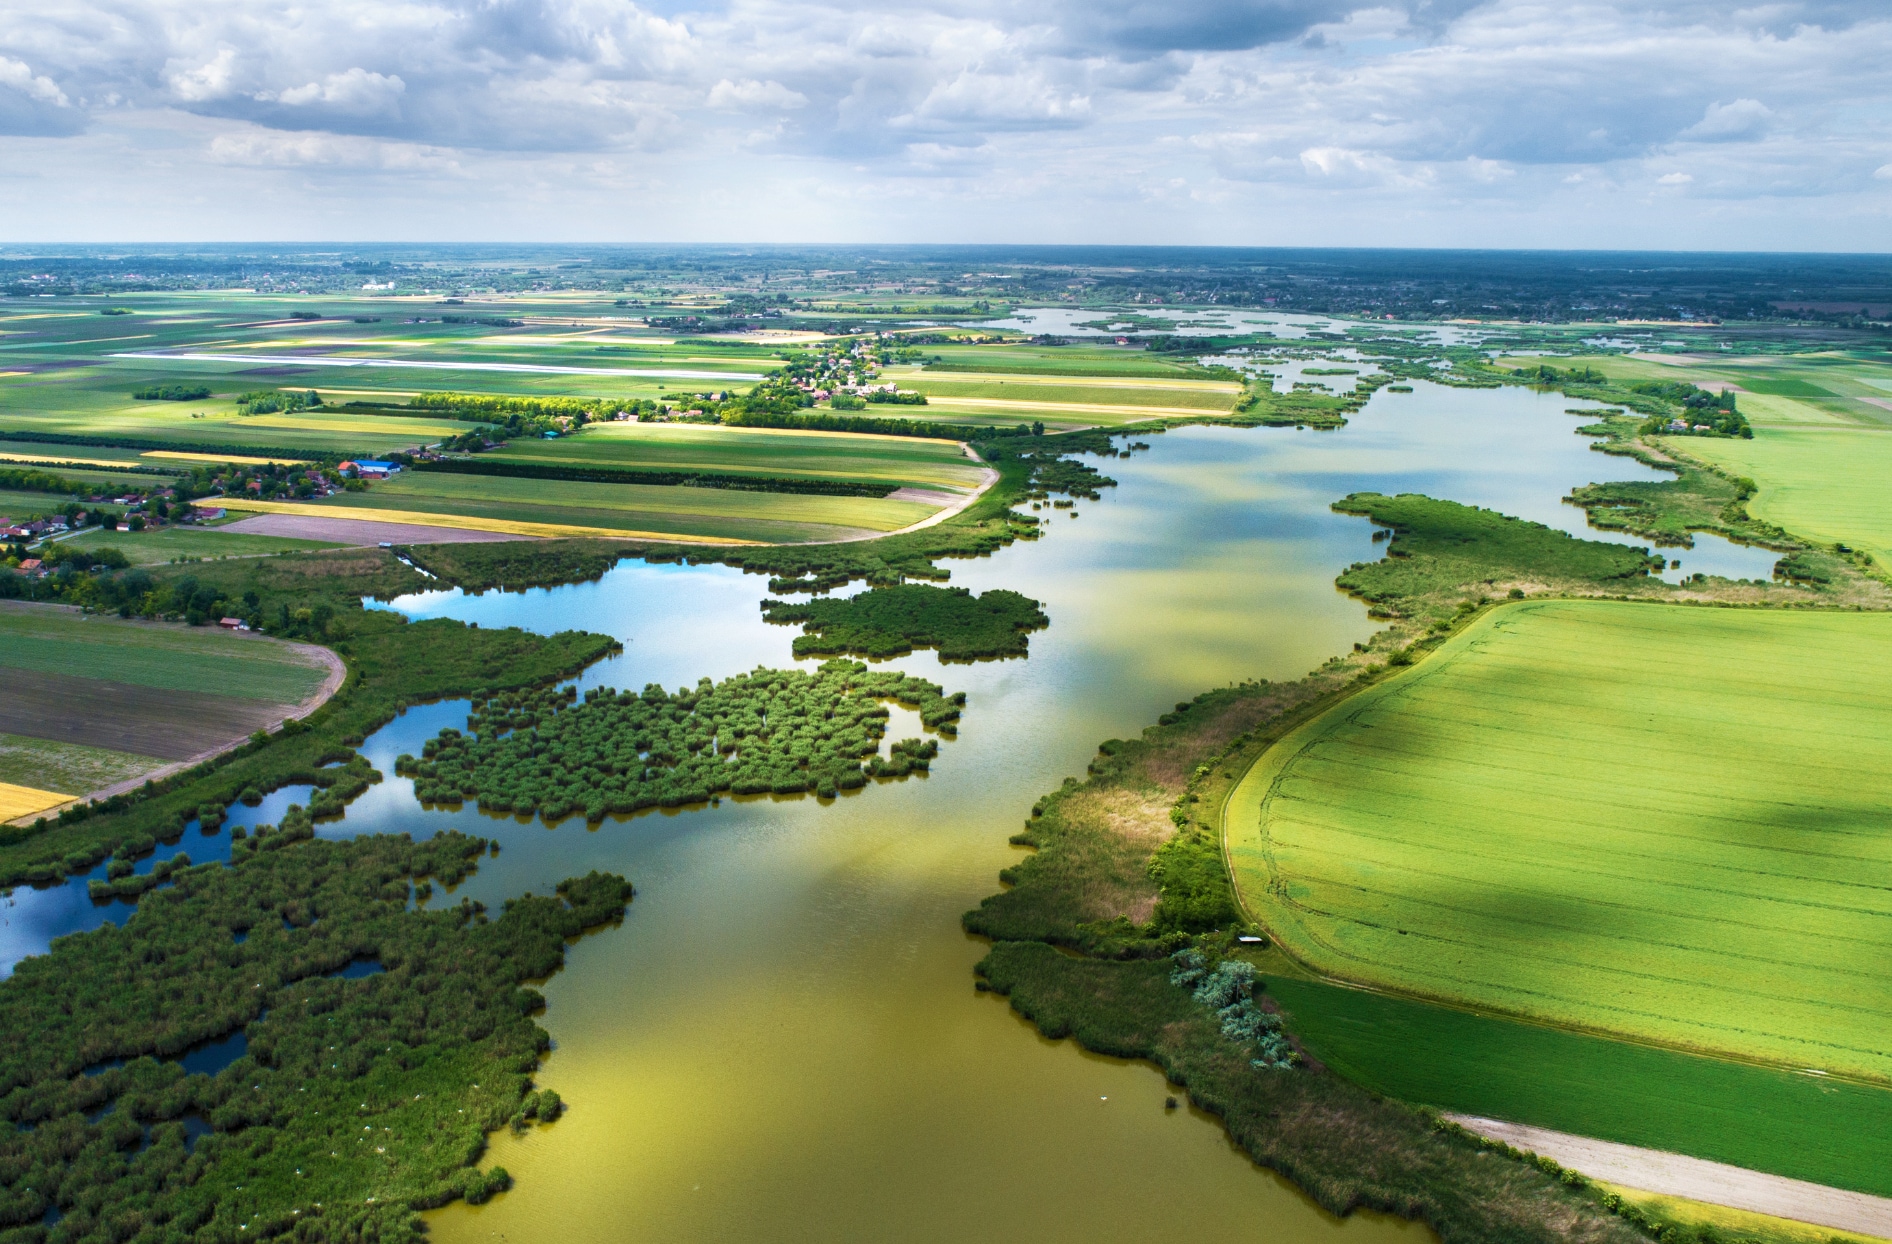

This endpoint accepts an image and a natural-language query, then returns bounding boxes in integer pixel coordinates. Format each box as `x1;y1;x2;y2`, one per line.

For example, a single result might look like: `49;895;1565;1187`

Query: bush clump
761;584;1048;660
397;660;964;821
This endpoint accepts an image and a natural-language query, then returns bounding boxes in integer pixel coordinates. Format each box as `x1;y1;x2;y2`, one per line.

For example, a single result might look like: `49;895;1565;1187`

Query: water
0;381;1763;1240
965;306;1490;345
0;788;322;977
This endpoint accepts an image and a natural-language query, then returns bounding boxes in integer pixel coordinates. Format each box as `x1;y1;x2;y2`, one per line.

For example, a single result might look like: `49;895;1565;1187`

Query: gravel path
1447;1114;1892;1237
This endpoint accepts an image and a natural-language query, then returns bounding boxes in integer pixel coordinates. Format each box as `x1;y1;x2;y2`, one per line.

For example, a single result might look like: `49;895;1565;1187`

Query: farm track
1449;1115;1892;1238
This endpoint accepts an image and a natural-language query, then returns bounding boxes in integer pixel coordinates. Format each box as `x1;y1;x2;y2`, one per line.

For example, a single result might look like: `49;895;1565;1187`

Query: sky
1;0;1888;249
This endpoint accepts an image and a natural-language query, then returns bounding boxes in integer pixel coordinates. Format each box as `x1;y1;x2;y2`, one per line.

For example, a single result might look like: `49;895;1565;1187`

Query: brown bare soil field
221;514;539;545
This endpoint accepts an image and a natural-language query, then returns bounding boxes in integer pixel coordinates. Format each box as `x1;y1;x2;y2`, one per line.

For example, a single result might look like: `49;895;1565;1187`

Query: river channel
0;379;1781;1241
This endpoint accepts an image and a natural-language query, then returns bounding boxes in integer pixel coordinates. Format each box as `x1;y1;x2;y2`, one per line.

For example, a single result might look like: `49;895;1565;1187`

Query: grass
0;393;489;457
1227;599;1892;1082
1599;1185;1891;1244
1330;493;1662;620
0;486;105;519
59;526;344;565
319;471;935;541
483;421;987;492
0;605;330;703
962;678;1646;1244
0;732;163;796
1266;977;1892;1199
1674;425;1892;569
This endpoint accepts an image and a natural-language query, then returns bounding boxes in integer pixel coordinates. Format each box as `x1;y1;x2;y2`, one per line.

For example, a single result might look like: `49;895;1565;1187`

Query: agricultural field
1265;975;1892;1198
0;291;788;465
0;734;162;805
0;387;489;458
1226;598;1892;1081
219;469;944;543
0;603;330;703
0;602;338;806
0;487;109;521
57;525;344;565
1673;426;1892;570
482;421;989;493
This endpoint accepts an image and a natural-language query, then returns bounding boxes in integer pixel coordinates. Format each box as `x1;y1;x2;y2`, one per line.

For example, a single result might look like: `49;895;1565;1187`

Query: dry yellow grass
0;780;74;822
142;451;311;466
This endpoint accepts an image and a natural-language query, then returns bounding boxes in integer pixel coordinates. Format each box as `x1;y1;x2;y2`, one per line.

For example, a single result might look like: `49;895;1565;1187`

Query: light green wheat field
1227;598;1892;1081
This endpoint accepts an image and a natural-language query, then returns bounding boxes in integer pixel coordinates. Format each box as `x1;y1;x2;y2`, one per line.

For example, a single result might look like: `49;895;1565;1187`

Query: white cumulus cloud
707;79;807;110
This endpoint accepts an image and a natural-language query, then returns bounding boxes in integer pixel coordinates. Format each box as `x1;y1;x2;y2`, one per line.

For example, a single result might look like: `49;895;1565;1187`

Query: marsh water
0;379;1781;1240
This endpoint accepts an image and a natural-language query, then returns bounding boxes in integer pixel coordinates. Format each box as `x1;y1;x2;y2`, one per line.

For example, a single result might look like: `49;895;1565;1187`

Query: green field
0;291;787;464
1267;976;1892;1199
0;394;488;457
1227;599;1892;1080
1676;425;1892;568
0;732;161;795
0;605;330;702
59;526;343;565
0;487;111;520
321;470;938;542
484;422;988;492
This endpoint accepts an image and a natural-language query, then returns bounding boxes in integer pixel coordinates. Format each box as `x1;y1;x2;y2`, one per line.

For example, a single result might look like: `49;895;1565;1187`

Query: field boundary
1448;1115;1892;1239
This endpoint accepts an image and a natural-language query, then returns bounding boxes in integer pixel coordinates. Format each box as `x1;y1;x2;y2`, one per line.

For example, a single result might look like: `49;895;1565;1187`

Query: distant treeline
721;407;1037;442
415;458;898;497
132;385;212;401
0;465;85;495
442;315;523;327
335;401;490;423
409;392;612;420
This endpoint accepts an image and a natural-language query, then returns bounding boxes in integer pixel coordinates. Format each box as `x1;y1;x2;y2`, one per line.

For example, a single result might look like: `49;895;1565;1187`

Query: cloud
208;129;458;171
707;78;807;110
1680;98;1773;142
168;49;240;103
0;55;80;135
2;0;1891;241
1875;164;1892;180
1657;171;1692;185
268;69;407;116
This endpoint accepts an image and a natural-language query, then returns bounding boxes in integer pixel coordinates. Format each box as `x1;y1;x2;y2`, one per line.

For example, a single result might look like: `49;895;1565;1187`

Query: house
192;505;227;520
17;559;42;574
353;460;401;478
217;617;249;631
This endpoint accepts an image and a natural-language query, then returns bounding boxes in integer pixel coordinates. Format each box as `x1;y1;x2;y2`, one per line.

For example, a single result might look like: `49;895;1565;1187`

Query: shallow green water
314;386;1669;1242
